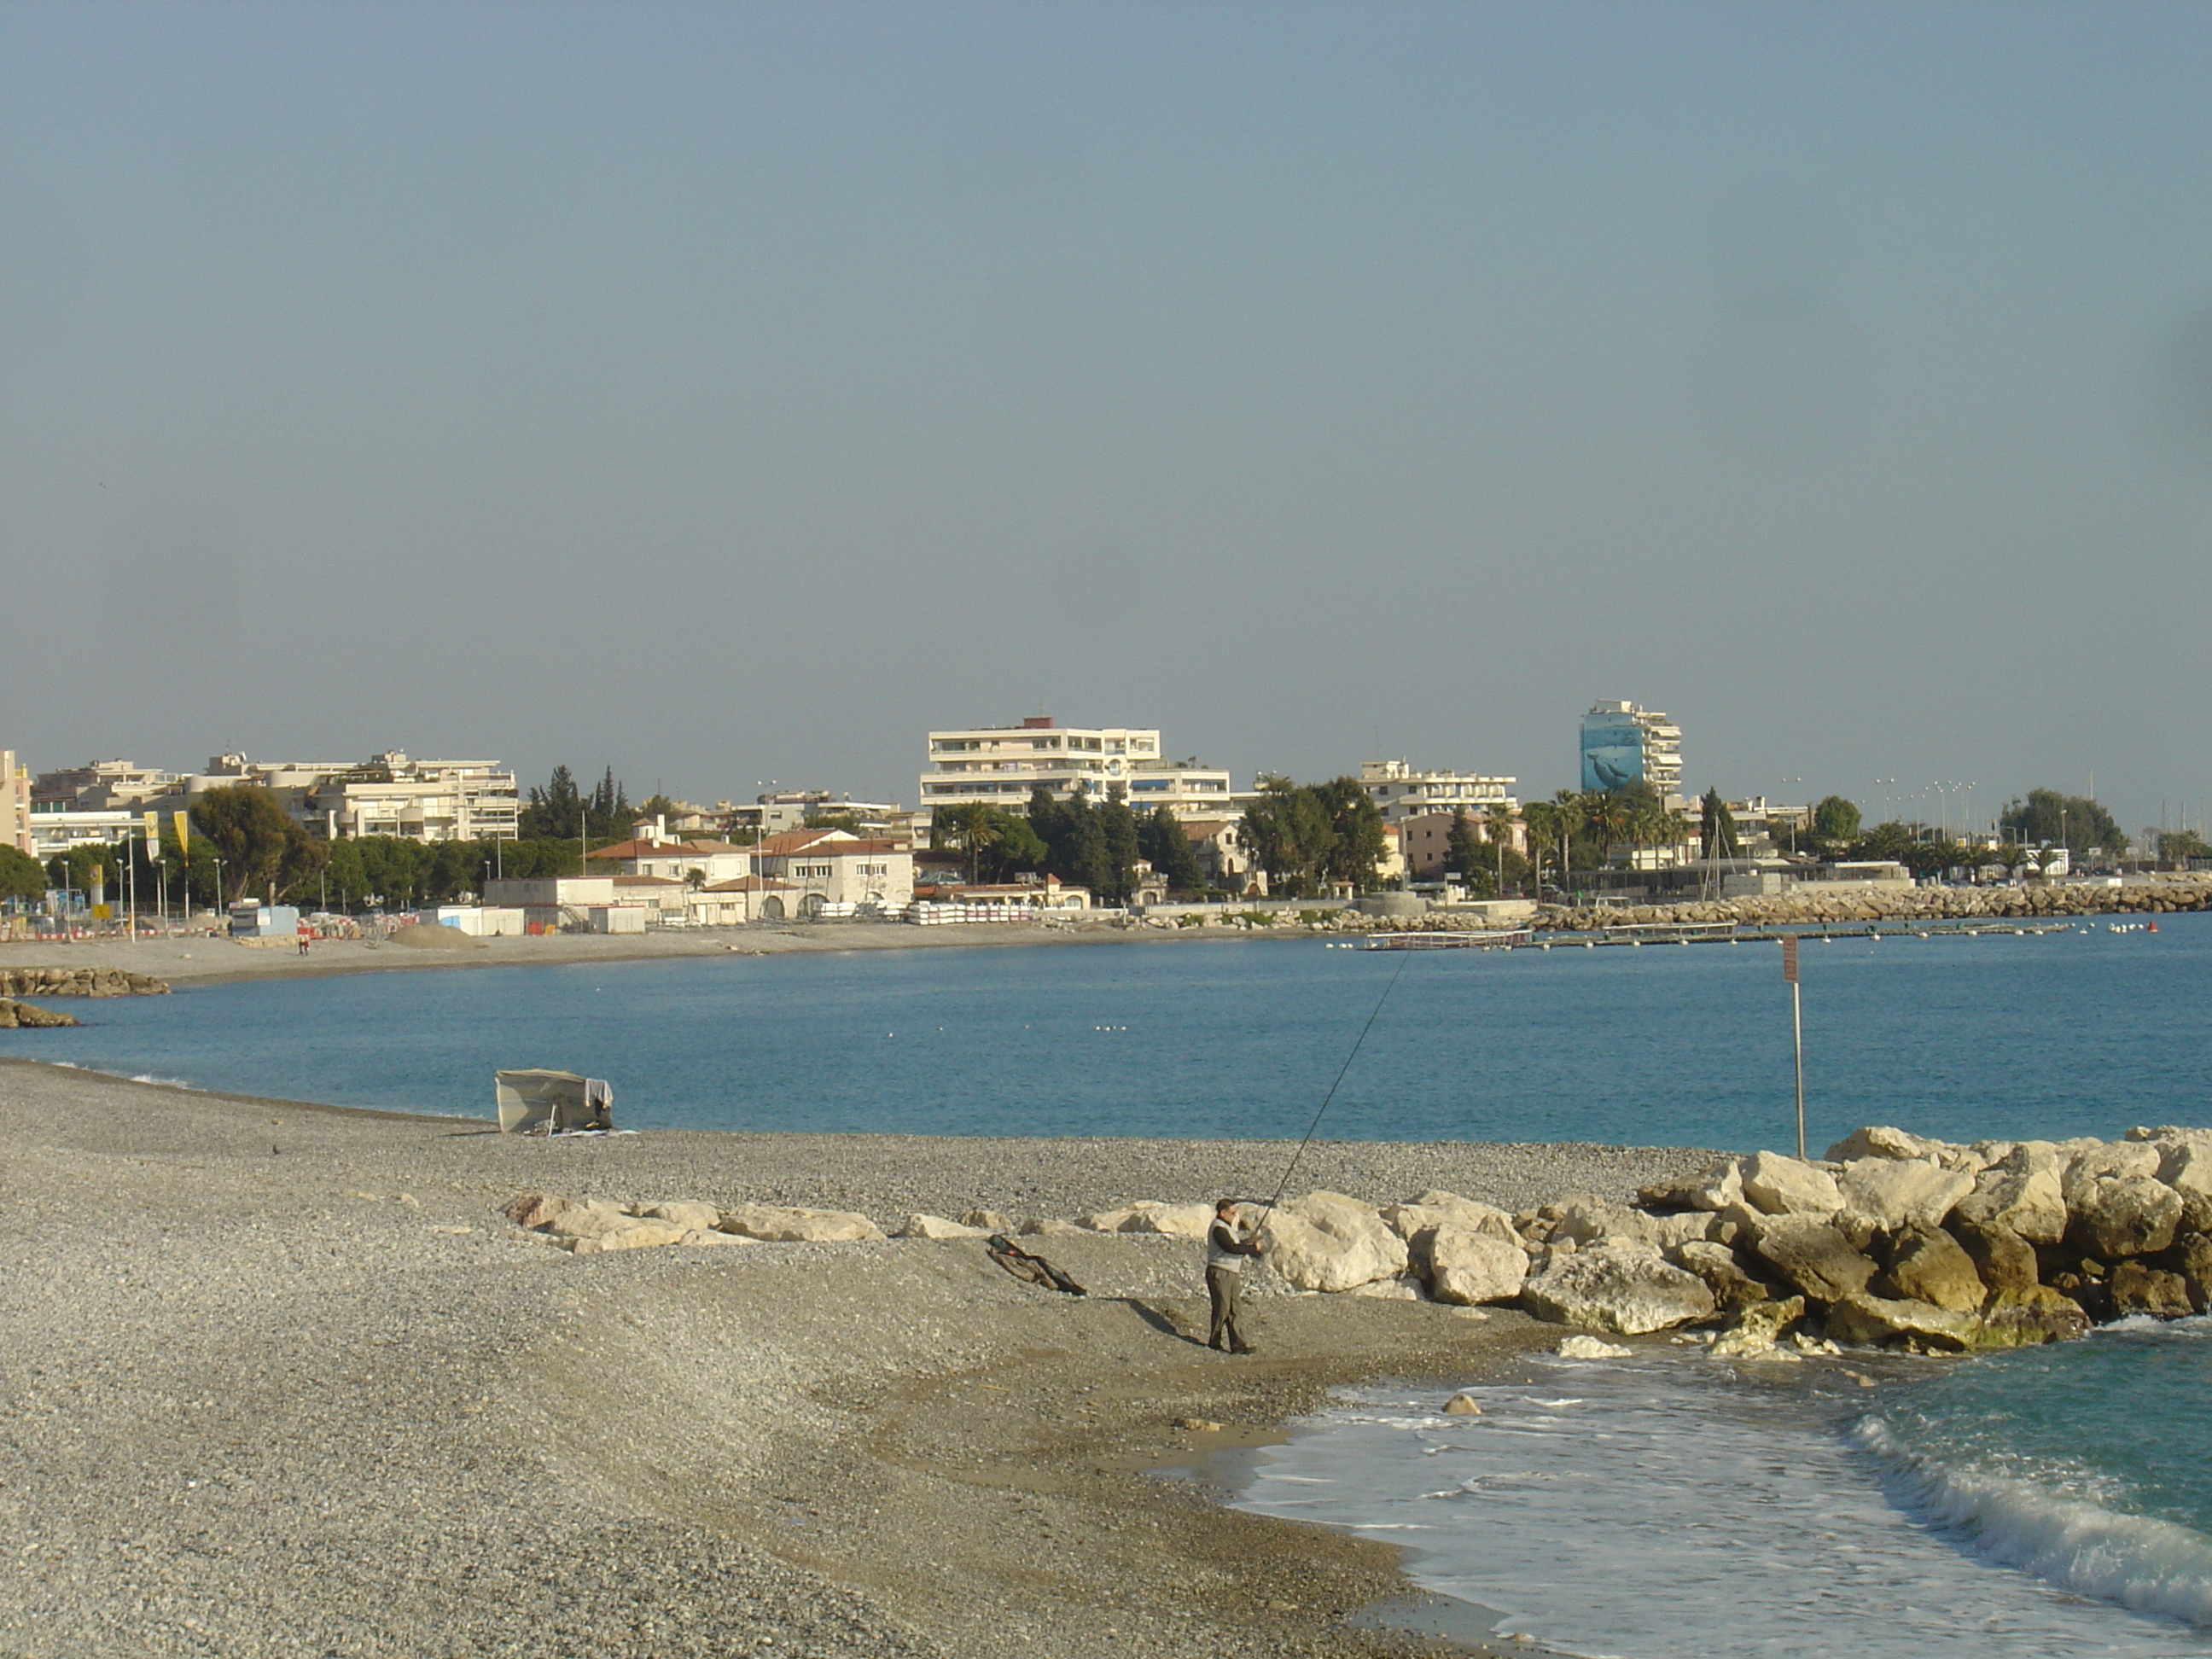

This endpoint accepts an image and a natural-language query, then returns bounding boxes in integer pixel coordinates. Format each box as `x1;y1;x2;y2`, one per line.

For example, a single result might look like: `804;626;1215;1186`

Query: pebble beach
0;1050;1708;1658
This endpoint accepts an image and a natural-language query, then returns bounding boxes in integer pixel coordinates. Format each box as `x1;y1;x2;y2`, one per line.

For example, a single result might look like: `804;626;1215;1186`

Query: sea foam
1857;1416;2212;1627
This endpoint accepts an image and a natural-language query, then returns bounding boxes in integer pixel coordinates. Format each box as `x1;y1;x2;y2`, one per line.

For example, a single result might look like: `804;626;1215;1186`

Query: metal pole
1792;980;1806;1160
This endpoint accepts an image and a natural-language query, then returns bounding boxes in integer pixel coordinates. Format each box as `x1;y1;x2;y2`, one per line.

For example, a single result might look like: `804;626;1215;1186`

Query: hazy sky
4;2;2210;833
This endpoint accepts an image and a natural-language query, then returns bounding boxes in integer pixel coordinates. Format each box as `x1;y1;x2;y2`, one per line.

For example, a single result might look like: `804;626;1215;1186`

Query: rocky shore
495;1119;2212;1359
3;1057;1706;1659
1526;874;2212;932
0;966;169;998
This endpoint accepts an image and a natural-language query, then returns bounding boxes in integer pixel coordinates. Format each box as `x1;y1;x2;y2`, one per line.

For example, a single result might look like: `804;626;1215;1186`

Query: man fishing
1205;1199;1263;1353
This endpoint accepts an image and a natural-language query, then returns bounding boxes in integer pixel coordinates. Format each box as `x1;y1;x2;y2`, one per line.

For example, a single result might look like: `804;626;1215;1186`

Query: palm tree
1520;800;1557;898
1484;800;1518;894
942;803;1004;885
1584;791;1630;864
1551;789;1586;888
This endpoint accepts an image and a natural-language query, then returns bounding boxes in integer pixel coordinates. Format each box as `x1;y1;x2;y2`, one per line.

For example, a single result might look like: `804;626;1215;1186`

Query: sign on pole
1783;936;1805;1156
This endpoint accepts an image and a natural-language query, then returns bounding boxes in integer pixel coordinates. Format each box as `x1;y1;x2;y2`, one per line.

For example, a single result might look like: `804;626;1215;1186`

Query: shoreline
0;917;1251;989
1;1057;1701;1657
8;875;2204;992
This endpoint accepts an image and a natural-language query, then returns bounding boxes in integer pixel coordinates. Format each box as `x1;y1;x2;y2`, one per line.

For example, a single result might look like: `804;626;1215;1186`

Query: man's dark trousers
1207;1264;1246;1350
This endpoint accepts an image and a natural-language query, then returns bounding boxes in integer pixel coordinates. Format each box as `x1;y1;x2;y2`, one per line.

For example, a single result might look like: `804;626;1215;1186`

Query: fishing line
1259;946;1414;1221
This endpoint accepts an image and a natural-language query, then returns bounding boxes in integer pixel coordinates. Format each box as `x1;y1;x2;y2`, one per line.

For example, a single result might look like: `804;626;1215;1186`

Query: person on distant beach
1205;1199;1263;1353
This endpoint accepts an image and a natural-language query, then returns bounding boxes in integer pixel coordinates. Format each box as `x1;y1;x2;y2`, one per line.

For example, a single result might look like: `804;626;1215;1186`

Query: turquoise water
2;916;2205;1147
1243;1330;2212;1657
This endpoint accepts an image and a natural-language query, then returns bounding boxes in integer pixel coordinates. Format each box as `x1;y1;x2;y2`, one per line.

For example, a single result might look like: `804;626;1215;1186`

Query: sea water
1240;1325;2212;1656
3;913;2208;1149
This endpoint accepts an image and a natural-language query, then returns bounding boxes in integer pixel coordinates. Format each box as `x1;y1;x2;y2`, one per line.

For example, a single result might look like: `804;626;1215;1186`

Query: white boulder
1260;1190;1407;1293
895;1214;988;1239
1825;1125;1945;1163
1954;1146;2067;1243
637;1201;722;1231
1837;1158;1974;1233
718;1204;886;1243
1424;1228;1529;1307
1521;1243;1716;1335
1739;1151;1843;1219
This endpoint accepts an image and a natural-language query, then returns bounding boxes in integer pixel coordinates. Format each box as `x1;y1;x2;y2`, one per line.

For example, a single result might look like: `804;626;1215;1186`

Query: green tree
192;786;311;905
1698;789;1740;861
1476;802;1524;894
520;765;582;840
1059;788;1113;896
2157;828;2210;865
1314;777;1386;890
1812;795;1862;844
637;792;679;823
1520;800;1560;895
46;843;119;900
589;765;631;836
988;815;1047;880
1582;790;1631;864
0;844;45;904
938;802;1004;883
1139;806;1205;894
1447;808;1483;882
1240;775;1336;899
2000;789;2128;857
1098;786;1142;905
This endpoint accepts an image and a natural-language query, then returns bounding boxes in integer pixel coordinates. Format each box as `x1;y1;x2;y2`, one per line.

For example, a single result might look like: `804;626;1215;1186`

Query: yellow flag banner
172;810;192;863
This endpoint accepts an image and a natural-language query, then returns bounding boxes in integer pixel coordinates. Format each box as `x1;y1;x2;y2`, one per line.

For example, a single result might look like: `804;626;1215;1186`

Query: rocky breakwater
0;966;169;998
500;1130;2212;1358
0;998;79;1028
1535;875;2212;933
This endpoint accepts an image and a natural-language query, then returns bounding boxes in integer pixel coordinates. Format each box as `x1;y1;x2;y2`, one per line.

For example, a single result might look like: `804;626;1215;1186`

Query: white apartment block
1359;760;1520;826
2;751;30;855
203;751;521;841
920;718;1233;818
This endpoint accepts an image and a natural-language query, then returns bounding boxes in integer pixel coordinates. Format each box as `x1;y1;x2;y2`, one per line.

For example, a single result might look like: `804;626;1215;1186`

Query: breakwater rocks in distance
1529;875;2212;933
0;998;78;1028
0;966;169;998
504;1122;2212;1359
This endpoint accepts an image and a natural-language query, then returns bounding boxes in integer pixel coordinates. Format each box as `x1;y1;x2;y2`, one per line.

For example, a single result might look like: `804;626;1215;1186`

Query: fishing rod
1255;946;1415;1225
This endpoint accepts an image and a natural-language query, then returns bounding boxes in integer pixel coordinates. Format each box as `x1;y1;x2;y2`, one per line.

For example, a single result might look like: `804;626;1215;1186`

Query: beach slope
0;1059;1693;1656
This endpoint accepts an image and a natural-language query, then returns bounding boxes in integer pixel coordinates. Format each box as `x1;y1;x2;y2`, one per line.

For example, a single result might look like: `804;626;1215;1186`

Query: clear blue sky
4;2;2209;835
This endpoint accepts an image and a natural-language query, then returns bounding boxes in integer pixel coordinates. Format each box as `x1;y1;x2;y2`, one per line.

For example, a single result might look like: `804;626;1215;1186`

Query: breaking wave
1857;1416;2212;1627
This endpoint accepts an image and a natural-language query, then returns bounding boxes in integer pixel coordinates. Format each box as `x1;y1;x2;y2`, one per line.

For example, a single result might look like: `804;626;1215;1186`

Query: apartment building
1359;760;1520;831
1580;701;1683;805
2;752;29;855
920;718;1233;818
201;751;521;841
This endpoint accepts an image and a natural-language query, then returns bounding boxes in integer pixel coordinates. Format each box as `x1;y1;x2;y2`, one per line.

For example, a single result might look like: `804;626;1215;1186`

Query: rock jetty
1530;875;2212;933
0;966;168;998
0;998;79;1028
504;1121;2212;1357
